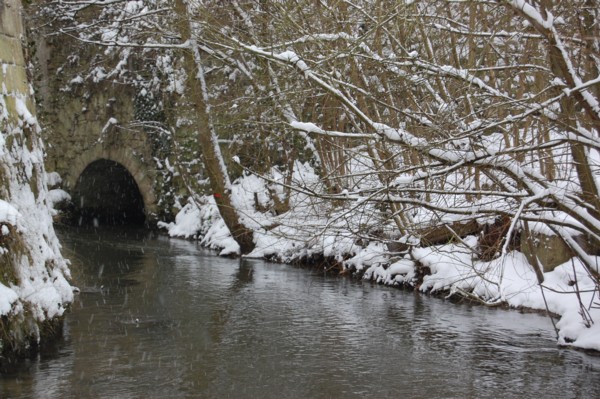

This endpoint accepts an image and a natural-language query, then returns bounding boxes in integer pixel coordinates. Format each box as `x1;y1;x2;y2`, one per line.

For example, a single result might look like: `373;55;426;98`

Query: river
1;226;599;398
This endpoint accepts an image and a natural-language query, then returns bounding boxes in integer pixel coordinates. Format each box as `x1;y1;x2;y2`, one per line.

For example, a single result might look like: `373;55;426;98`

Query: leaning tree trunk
174;0;255;254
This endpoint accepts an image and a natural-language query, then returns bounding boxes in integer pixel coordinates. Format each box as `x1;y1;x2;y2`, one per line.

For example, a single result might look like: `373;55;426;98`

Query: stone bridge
29;14;200;226
59;132;158;226
37;75;164;225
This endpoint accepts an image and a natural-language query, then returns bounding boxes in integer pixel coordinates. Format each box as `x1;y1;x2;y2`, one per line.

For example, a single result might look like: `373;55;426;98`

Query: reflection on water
1;226;600;398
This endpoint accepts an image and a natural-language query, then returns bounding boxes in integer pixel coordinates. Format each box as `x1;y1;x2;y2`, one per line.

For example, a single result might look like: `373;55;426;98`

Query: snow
69;75;84;85
409;241;600;351
0;283;19;316
158;197;240;256
46;171;62;187
101;117;118;133
15;98;38;126
0;199;21;225
562;316;600;351
363;258;416;286
47;189;71;215
507;0;554;30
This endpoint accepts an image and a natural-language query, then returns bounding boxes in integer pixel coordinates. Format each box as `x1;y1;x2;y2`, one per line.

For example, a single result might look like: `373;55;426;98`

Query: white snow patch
15;98;37;126
0;199;21;226
46;171;62;188
47;189;71;215
0;283;19;316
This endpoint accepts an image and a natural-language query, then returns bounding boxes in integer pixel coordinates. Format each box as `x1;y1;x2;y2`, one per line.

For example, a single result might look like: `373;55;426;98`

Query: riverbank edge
158;227;599;355
0;315;66;369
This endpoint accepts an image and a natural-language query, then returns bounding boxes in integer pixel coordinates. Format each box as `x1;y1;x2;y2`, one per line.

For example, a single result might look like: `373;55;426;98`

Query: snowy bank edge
160;197;600;353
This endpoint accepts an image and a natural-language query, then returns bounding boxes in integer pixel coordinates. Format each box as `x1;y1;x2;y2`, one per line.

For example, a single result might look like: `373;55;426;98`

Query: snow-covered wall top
0;0;73;353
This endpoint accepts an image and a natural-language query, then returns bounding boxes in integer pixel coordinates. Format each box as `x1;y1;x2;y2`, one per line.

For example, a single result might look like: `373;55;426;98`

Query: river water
1;227;599;398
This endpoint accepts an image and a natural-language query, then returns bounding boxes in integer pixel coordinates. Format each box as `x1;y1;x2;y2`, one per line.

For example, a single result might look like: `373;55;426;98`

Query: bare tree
191;0;600;309
41;1;599;318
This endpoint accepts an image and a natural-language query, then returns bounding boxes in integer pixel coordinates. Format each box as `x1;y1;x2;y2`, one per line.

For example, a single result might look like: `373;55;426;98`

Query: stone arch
64;145;158;225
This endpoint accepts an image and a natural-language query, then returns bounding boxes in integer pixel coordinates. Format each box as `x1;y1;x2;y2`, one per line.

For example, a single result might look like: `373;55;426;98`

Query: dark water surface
1;227;599;398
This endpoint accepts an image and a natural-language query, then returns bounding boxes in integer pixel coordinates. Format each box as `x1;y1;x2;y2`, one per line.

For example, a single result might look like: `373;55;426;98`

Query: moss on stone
0;312;65;363
28;167;39;198
0;224;25;287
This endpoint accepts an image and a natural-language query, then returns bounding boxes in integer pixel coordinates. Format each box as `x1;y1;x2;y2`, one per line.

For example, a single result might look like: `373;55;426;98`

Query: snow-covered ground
159;164;600;352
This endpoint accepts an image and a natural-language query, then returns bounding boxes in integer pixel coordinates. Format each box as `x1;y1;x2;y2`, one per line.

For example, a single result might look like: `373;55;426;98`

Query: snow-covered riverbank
159;169;600;353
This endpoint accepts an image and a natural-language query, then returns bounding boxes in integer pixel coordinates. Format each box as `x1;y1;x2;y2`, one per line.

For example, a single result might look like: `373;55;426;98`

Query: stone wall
30;26;163;222
26;8;176;224
1;0;31;117
23;3;208;225
0;0;73;357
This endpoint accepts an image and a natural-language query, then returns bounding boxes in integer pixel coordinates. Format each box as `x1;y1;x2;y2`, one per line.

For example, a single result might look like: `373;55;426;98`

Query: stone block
0;0;24;38
0;36;25;66
520;232;575;272
0;62;28;94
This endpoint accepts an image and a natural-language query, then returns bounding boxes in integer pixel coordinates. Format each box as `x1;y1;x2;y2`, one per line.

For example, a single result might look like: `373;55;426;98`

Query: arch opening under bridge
71;159;147;226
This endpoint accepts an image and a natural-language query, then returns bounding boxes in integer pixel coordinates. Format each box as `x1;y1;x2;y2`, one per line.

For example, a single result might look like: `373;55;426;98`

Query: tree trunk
174;0;255;254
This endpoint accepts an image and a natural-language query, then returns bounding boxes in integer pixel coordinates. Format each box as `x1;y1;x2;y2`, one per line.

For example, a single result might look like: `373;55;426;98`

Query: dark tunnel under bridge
71;159;147;226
